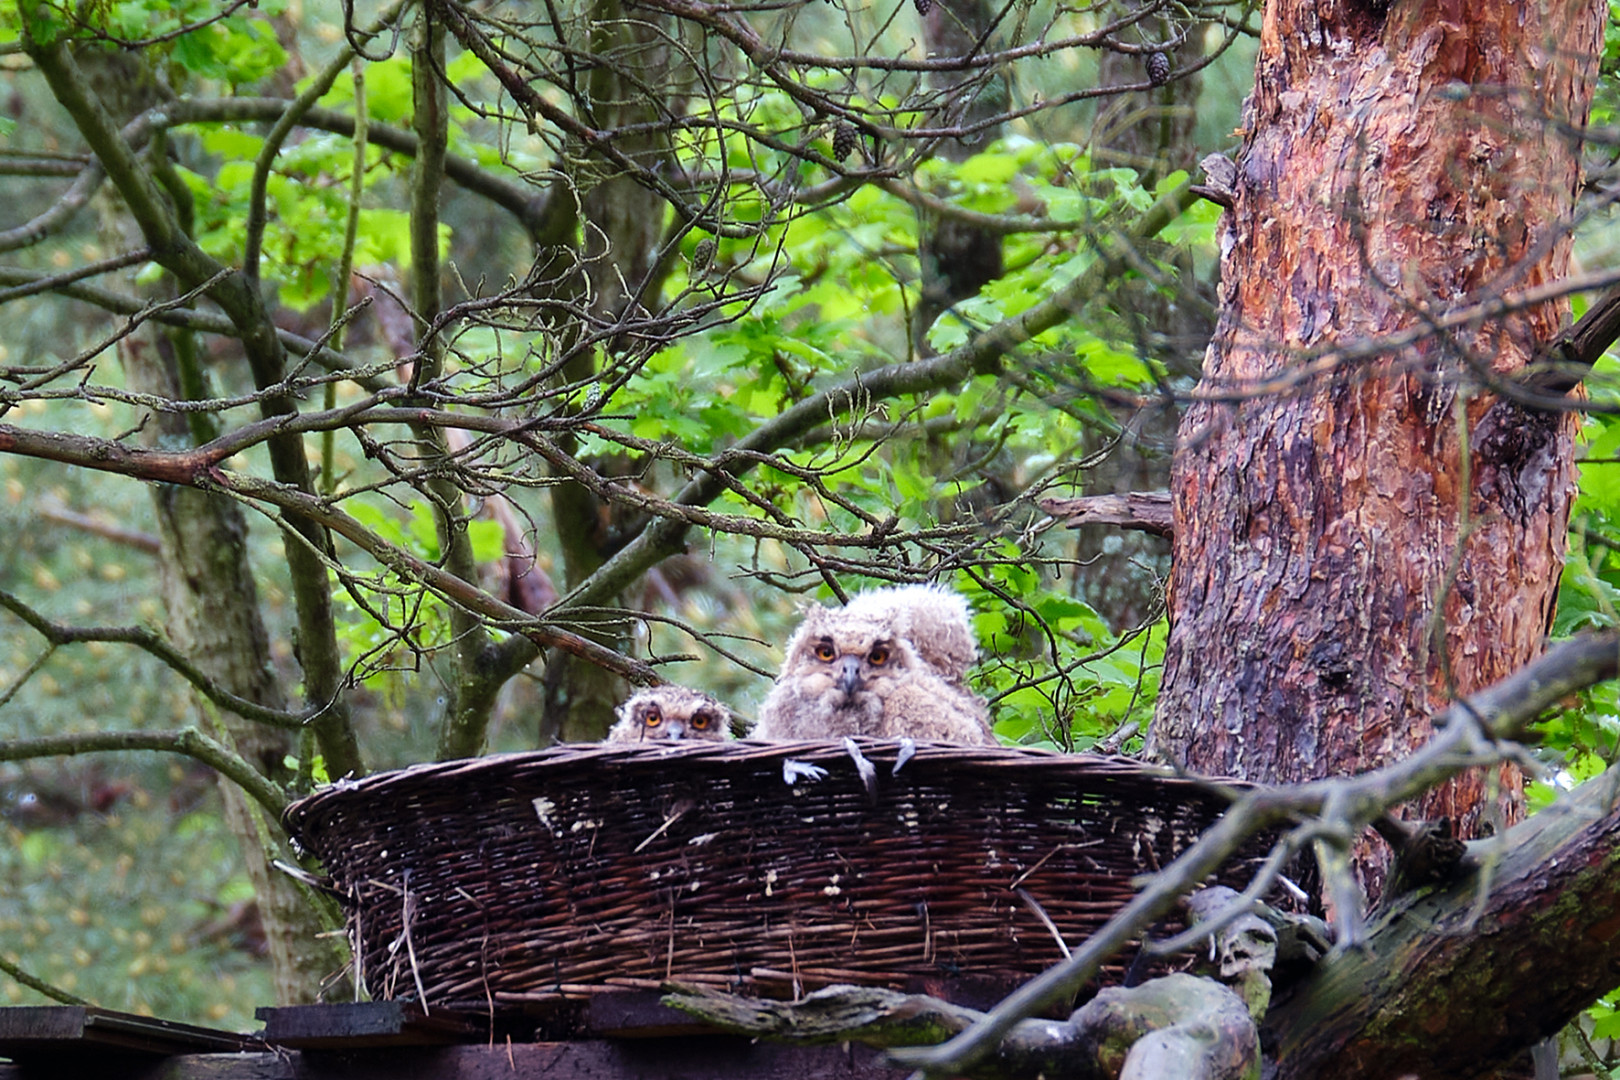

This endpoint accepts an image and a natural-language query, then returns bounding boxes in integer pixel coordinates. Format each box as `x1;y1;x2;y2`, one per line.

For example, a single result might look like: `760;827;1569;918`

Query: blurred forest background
2;0;1620;1038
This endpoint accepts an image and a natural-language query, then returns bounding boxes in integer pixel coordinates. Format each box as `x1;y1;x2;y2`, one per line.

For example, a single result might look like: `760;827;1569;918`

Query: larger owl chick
607;686;731;743
842;583;977;683
753;603;994;744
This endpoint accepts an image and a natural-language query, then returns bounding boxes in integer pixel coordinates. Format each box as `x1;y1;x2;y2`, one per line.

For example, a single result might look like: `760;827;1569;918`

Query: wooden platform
0;1001;909;1079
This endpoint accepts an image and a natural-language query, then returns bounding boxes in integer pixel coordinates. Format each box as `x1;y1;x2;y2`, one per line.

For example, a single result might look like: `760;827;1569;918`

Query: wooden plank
579;992;721;1038
0;1006;257;1059
64;1040;912;1080
255;1003;480;1048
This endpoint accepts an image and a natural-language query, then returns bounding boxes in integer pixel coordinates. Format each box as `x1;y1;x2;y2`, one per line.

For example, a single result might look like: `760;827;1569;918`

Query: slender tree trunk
911;0;1006;348
68;38;345;1004
1147;0;1603;899
542;0;682;742
146;467;349;1003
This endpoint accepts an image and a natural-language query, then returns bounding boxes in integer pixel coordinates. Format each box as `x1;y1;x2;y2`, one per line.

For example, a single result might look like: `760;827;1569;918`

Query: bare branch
0;159;104;253
0;728;288;819
0;588;316;730
1039;492;1174;537
0;423;660;685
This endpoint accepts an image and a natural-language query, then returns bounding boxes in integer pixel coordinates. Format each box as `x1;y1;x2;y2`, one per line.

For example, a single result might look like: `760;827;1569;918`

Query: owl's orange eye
690;712;713;730
814;642;837;662
868;645;890;665
643;708;663;727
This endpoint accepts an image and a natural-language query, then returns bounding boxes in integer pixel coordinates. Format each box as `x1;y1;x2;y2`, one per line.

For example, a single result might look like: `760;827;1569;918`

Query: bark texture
1148;0;1603;892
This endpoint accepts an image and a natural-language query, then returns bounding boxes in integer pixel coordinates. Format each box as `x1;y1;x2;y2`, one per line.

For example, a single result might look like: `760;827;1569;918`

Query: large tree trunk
1147;0;1603;899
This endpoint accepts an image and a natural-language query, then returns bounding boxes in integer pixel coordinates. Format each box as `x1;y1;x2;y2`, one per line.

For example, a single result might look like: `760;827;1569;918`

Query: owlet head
613;686;730;742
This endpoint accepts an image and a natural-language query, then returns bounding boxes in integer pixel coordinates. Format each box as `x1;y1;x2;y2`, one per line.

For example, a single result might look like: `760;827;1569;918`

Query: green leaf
466;520;505;564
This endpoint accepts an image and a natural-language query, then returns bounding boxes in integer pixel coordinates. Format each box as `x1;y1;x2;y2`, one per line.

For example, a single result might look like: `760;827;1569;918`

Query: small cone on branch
1146;51;1171;86
833;122;858;162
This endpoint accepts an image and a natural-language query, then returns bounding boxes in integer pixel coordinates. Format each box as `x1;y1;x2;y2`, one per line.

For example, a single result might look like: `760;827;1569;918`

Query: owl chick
607;686;731;743
842;583;977;684
752;601;995;744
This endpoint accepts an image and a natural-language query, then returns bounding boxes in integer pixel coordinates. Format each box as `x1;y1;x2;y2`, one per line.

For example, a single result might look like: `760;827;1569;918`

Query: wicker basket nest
283;740;1270;1009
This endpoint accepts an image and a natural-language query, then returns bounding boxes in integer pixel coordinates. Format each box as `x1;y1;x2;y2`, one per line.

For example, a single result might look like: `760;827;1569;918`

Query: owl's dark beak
663;720;687;740
836;655;863;696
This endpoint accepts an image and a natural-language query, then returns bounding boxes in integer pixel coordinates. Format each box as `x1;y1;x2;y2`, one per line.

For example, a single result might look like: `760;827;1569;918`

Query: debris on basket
783;759;829;785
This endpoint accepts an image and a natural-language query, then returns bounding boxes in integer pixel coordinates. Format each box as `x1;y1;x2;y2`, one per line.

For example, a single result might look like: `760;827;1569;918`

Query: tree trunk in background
120;327;345;1002
541;0;681;742
1071;16;1211;632
74;42;345;1004
911;0;1006;349
147;467;349;1003
1147;0;1603;901
1092;16;1204;183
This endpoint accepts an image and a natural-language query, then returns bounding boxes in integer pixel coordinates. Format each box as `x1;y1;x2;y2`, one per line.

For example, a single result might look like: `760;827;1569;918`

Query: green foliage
0;798;270;1028
1548;401;1620;784
964;561;1164;750
1588;985;1620;1041
19;0;287;81
180;128;424;310
331;500;506;684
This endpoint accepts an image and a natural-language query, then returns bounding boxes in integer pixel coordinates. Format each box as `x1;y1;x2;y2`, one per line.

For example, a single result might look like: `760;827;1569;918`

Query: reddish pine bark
1147;0;1604;895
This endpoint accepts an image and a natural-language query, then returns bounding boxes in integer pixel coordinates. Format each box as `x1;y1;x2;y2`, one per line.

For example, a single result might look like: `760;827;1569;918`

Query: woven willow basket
283;740;1262;1008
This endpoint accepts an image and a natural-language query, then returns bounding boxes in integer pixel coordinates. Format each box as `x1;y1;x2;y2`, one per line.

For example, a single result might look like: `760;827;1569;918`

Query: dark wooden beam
1;1040;912;1079
0;1006;257;1060
255;1003;481;1048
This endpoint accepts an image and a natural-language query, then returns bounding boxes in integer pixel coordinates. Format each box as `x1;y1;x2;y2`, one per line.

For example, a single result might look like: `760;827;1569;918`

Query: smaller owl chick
607;686;731;743
753;601;994;744
842;583;977;684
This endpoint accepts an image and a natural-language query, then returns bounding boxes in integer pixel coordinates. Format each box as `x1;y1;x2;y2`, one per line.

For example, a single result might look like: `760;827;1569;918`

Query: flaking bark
1149;0;1604;897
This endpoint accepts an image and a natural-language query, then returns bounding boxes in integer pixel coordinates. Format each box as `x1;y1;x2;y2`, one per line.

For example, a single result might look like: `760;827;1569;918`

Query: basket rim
282;739;1237;832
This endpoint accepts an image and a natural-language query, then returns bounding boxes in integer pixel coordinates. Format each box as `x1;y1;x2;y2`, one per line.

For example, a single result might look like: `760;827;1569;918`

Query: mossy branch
891;629;1620;1078
664;975;1259;1080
